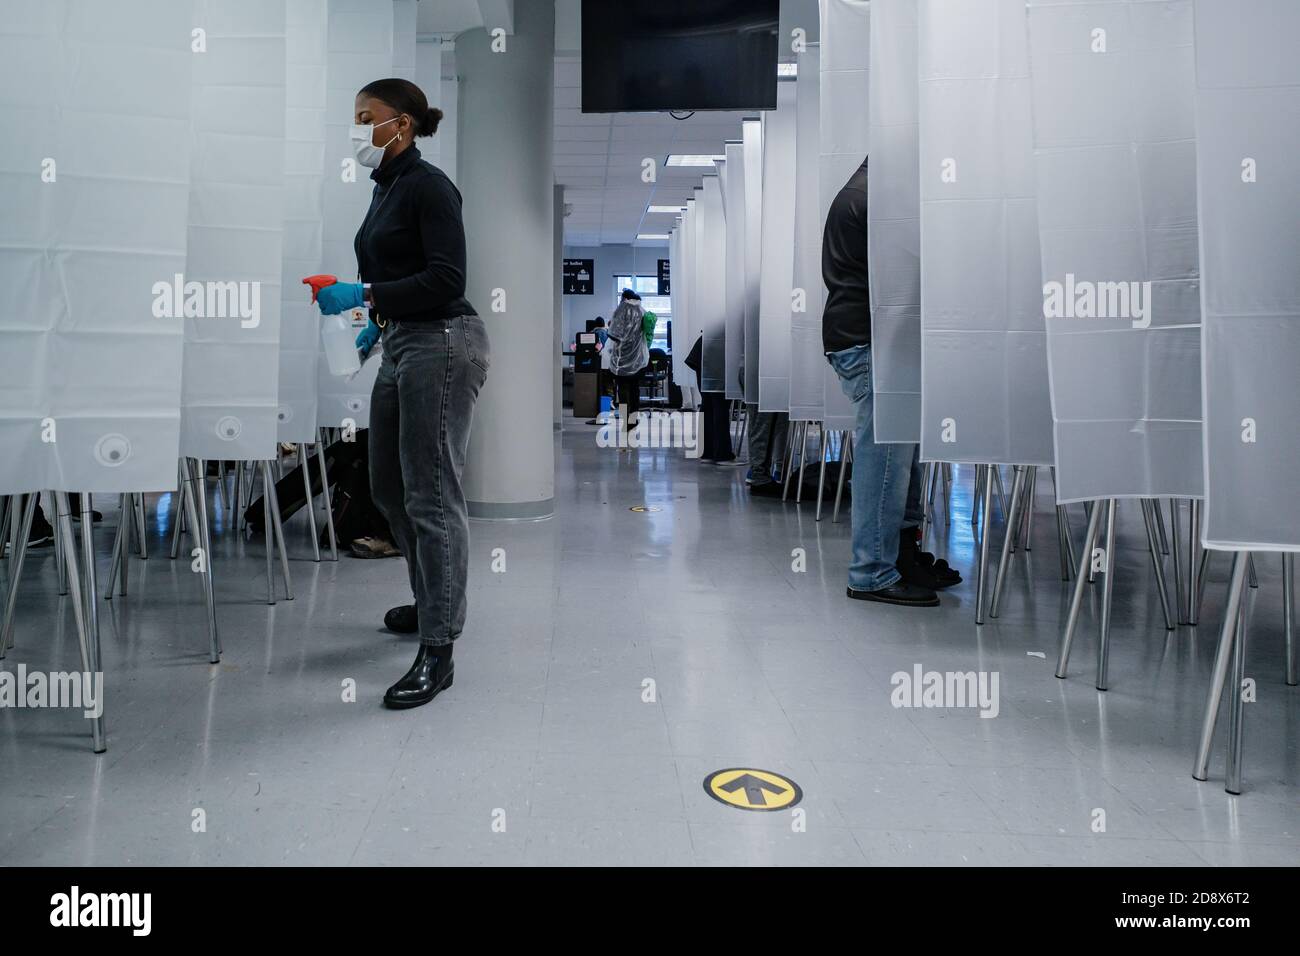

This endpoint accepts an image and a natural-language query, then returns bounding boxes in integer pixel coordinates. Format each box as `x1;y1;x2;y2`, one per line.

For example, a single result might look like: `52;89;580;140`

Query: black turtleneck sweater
821;157;870;353
355;144;476;322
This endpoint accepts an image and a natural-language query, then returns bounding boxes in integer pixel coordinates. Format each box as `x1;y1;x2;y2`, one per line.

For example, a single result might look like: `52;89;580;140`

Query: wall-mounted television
581;0;780;113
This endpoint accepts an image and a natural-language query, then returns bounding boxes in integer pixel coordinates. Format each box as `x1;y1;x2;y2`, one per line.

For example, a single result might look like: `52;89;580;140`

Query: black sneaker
383;604;418;634
846;581;940;607
749;480;784;499
899;530;961;589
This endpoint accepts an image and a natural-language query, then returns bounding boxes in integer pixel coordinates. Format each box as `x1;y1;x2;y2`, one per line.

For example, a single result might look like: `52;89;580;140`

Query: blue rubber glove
316;281;364;314
355;320;381;359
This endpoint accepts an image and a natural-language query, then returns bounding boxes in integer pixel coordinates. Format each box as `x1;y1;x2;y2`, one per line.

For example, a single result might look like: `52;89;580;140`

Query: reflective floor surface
1;419;1296;865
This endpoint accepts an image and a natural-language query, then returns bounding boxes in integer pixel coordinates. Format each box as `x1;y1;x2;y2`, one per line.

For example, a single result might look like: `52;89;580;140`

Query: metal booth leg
974;465;995;625
1096;498;1117;691
1193;552;1248;782
1055;500;1105;679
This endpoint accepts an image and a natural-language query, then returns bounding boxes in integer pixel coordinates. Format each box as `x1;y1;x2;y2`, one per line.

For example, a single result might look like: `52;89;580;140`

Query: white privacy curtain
0;0;192;495
700;172;727;393
867;0;922;443
723;142;747;400
1028;0;1203;504
788;45;826;424
1194;0;1300;551
278;0;327;444
758;80;798;413
918;0;1053;467
742;119;765;405
676;196;696;390
316;0;395;431
181;0;287;462
670;224;690;392
818;0;871;434
691;192;706;365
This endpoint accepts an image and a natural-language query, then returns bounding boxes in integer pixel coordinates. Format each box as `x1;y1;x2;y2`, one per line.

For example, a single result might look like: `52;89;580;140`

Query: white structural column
553;183;564;429
459;0;556;520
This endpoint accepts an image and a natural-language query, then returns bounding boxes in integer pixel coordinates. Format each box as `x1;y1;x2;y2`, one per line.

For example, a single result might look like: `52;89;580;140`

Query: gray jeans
370;315;490;646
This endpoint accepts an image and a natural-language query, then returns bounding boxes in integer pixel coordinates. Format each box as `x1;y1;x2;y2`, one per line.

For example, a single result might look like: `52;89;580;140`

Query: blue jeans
827;344;925;591
370;315;490;645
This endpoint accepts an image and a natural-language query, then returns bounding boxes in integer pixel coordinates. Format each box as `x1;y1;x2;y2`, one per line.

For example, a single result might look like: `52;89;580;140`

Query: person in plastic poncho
607;289;650;424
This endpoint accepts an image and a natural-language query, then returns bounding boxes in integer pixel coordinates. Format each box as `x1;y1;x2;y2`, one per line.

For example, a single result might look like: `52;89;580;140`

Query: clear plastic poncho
608;300;649;376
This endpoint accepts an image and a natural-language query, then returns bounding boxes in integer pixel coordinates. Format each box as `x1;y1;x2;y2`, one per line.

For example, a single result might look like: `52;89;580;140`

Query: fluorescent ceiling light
665;154;725;167
647;204;686;214
636;233;670;241
777;63;798;77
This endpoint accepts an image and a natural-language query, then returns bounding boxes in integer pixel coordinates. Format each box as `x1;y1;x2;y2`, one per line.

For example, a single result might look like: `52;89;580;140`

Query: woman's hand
316;281;365;314
356;320;382;359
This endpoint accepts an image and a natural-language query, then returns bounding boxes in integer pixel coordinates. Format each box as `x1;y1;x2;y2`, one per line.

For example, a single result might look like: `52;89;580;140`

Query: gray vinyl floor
1;418;1296;866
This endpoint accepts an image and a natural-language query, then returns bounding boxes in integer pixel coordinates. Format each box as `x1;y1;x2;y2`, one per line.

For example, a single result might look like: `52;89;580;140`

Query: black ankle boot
383;604;418;634
383;643;454;709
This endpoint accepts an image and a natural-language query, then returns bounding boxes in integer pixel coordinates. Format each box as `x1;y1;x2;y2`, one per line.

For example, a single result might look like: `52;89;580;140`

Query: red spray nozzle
301;274;339;304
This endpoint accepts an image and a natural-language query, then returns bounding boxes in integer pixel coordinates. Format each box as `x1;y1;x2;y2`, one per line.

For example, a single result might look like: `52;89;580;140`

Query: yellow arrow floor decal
703;768;803;811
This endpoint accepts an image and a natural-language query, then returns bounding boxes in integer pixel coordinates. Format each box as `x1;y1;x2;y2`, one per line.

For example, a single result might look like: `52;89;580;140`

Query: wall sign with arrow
703;768;803;812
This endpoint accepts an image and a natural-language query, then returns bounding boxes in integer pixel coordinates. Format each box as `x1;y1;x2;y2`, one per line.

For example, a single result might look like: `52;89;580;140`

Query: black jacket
821;157;870;353
355;144;476;322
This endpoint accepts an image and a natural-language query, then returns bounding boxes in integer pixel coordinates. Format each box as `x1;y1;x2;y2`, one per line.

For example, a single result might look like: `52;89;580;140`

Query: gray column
457;1;556;519
554;183;564;430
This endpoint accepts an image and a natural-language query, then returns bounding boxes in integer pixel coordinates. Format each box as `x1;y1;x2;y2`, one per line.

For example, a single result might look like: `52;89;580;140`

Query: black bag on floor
245;432;390;547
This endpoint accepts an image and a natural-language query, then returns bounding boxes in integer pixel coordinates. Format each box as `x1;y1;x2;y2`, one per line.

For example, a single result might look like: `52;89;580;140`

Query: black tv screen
581;0;780;113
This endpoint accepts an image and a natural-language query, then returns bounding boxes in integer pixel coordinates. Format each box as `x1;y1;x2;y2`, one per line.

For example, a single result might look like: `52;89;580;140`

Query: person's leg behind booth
746;407;787;495
701;392;735;462
827;344;938;607
896;446;963;588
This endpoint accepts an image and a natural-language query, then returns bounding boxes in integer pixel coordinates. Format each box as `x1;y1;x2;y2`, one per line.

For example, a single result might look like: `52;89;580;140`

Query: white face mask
349;115;401;168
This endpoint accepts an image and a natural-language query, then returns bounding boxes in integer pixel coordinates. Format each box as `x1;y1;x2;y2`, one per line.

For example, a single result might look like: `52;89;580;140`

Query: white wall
561;243;668;348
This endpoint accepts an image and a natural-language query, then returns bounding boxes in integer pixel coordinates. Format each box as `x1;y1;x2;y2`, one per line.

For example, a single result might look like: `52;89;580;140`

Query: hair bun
421;107;444;137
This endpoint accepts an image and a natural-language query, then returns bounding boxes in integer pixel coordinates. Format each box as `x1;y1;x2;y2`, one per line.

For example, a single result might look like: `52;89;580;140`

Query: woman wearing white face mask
314;78;490;709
